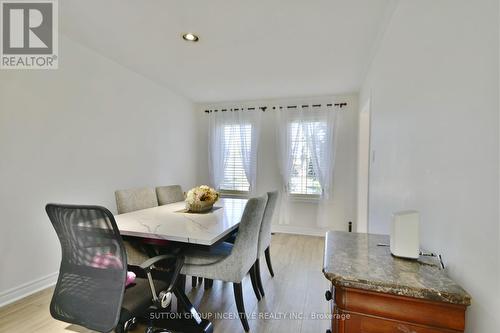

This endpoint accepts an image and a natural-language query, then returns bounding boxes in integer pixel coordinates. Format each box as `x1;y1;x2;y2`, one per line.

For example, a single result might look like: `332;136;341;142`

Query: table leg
151;286;213;333
139;242;214;332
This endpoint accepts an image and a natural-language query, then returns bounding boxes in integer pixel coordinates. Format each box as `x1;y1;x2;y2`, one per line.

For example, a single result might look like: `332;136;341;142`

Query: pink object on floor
126;271;136;287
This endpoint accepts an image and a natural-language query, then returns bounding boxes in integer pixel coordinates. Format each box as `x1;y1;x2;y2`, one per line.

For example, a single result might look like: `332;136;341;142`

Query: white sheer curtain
237;106;261;195
303;105;338;200
275;106;300;224
208;107;261;194
304;105;339;227
208;111;229;190
275;104;339;226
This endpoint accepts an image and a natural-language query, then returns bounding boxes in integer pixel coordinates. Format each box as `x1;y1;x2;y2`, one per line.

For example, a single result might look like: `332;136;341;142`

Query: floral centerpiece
185;185;219;213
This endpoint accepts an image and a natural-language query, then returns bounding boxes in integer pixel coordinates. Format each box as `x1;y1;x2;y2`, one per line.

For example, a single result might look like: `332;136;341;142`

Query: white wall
356;99;371;233
0;35;198;305
196;96;359;234
360;1;499;331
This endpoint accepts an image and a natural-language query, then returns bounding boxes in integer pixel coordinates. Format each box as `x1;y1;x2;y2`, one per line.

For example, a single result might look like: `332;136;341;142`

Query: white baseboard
271;224;327;237
0;226;324;308
0;272;58;308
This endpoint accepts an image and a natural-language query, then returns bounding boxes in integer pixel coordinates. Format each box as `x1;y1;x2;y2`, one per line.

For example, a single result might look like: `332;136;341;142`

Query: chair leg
192;276;197;288
249;263;261;301
177;274;186;292
233;282;250;332
176;274;186;312
265;246;275;277
204;278;214;290
255;259;265;297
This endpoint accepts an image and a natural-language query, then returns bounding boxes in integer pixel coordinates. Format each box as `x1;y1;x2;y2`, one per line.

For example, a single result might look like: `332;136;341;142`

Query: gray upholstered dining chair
115;187;159;265
180;194;268;332
254;191;279;298
115;187;158;214
156;185;185;205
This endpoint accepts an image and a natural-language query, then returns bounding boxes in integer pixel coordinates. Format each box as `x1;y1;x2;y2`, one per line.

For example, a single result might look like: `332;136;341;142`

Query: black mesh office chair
46;203;183;333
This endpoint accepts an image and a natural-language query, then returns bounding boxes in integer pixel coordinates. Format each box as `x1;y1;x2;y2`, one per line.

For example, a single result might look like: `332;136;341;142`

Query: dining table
114;197;248;245
113;197;248;333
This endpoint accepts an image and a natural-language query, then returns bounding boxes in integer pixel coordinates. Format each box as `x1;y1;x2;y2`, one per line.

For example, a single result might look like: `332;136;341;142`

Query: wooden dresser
322;232;471;333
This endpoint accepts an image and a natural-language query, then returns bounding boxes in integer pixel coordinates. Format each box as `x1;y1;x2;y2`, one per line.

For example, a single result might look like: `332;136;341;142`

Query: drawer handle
325;290;332;301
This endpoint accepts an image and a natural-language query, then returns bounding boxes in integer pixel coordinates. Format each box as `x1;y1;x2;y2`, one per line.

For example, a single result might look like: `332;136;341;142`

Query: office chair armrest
139;254;178;272
138;254;185;308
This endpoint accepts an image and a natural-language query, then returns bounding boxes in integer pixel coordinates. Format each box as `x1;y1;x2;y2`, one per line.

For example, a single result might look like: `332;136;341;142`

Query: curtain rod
204;102;348;113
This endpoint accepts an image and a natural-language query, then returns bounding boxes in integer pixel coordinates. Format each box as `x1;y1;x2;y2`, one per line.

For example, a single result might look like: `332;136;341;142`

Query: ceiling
60;0;394;103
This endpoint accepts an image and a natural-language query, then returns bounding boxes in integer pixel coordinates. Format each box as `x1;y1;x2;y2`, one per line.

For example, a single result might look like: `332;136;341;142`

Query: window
219;124;252;192
288;121;326;196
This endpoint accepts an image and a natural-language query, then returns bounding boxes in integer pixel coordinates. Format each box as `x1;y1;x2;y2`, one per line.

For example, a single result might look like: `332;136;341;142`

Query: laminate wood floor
0;234;330;333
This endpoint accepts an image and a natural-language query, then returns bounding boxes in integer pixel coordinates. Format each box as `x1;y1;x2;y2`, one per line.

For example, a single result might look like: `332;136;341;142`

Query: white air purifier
390;211;420;259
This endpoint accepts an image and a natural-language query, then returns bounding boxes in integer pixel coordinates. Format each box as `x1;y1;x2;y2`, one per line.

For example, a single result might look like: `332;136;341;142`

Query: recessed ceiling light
182;33;199;42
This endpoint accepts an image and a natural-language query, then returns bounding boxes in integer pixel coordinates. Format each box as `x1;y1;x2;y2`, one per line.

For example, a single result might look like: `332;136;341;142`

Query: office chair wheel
145;327;172;333
158;290;173;309
118;317;138;333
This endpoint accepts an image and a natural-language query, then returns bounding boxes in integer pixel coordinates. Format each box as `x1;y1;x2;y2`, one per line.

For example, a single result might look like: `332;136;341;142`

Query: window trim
219;189;250;198
287;192;321;202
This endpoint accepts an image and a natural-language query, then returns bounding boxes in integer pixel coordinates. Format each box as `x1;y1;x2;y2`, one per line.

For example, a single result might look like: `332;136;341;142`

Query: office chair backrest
46;204;127;333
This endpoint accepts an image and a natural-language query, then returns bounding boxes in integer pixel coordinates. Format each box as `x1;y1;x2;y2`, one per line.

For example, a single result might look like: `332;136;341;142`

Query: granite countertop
323;231;471;305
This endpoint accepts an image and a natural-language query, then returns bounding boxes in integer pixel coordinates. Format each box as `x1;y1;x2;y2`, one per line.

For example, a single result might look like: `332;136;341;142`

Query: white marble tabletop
114;198;247;246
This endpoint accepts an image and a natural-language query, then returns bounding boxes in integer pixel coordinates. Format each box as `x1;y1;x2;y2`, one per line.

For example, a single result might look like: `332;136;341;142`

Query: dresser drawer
334;287;466;331
345;313;461;333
